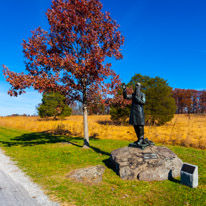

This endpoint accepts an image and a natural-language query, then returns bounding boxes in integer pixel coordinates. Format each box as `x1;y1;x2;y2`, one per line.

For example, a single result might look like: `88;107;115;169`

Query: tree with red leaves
199;90;206;113
172;88;206;114
2;0;124;148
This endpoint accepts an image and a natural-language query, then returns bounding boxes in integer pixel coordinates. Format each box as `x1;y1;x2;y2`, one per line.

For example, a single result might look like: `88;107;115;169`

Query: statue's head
134;82;141;94
136;82;141;88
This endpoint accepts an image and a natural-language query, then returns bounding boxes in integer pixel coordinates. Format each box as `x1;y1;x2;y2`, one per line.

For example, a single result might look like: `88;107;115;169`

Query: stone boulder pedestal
110;146;183;181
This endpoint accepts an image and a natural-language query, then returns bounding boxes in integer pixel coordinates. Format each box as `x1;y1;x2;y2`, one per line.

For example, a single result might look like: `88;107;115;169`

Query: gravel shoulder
0;148;59;206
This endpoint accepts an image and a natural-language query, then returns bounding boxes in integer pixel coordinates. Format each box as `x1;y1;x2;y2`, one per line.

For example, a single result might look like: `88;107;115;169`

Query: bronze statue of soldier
123;82;154;149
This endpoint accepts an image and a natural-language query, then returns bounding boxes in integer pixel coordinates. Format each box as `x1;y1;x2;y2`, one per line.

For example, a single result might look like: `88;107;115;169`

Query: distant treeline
6;89;206;117
6;114;37;117
172;89;206;114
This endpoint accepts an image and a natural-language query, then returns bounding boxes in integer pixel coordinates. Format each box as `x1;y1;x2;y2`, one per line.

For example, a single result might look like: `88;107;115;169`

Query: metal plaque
181;164;195;174
143;153;158;160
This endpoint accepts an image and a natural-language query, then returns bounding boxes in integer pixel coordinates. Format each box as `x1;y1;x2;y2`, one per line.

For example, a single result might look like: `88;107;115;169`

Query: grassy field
0;126;206;205
0;114;205;149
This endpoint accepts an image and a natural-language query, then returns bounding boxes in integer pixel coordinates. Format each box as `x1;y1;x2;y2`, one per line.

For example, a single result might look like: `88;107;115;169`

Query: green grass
0;126;206;206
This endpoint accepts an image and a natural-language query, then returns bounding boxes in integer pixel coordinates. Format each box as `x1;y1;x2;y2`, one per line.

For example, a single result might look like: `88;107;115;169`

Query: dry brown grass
0;114;205;149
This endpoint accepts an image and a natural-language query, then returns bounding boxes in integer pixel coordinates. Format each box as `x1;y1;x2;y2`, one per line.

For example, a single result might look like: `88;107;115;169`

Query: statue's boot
132;125;147;146
143;138;155;146
136;136;144;145
129;138;144;148
136;126;145;145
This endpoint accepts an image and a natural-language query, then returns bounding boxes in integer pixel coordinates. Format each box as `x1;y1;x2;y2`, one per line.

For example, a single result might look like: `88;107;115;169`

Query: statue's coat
123;89;146;125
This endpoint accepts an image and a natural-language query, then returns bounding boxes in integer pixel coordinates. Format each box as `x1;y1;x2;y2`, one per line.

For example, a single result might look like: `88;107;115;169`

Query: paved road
0;170;40;206
0;148;59;206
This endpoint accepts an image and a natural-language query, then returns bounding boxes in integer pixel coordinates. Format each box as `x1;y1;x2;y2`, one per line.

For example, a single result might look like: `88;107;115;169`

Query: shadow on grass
90;145;111;156
0;131;111;155
0;131;114;170
0;131;100;147
169;176;181;184
96;120;123;126
103;158;116;171
168;170;181;184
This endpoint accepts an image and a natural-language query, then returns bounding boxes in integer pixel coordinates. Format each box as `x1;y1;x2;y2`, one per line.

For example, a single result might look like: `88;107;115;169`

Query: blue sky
1;0;206;116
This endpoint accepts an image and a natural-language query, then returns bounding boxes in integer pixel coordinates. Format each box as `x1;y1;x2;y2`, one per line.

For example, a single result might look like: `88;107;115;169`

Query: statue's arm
134;93;146;105
123;88;132;99
142;93;146;104
122;83;132;99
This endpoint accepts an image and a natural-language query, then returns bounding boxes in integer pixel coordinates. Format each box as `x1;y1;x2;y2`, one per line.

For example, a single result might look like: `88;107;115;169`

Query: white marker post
180;163;198;188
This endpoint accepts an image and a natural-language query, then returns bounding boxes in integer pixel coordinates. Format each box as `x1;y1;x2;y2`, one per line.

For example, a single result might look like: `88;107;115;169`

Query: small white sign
180;163;198;188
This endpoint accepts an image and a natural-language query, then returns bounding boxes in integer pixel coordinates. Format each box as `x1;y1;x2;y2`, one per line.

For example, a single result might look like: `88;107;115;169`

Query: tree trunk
83;105;89;148
82;83;89;148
